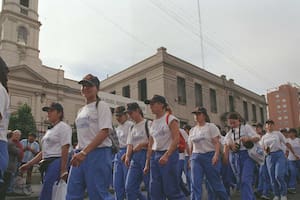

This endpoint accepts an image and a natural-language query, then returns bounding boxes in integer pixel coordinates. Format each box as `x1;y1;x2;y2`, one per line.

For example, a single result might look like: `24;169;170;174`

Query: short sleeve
208;123;220;138
97;101;113;131
127;128;133;145
245;124;258;138
278;132;287;144
60;123;72;146
167;114;178;126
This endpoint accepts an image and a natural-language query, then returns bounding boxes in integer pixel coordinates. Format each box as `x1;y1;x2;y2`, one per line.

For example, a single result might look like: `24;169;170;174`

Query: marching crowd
1;56;300;200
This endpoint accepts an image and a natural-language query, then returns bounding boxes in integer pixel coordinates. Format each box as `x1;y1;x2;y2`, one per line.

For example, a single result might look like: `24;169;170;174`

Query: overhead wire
148;0;276;87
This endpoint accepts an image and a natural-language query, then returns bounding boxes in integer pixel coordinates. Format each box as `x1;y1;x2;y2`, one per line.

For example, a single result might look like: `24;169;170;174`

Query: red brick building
267;83;300;130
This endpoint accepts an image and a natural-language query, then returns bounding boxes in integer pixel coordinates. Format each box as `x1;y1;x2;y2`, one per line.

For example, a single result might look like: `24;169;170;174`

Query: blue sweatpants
113;148;128;200
257;161;271;196
66;148;114;200
191;151;228;200
0;140;8;182
230;150;256;200
288;160;300;189
150;150;185;200
266;150;287;197
125;149;150;200
39;158;61;200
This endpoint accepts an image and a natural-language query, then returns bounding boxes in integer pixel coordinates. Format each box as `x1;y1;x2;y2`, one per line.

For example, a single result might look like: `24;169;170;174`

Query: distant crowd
1;56;300;200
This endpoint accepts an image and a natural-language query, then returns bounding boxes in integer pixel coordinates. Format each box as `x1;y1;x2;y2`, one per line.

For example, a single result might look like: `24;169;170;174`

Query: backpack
166;113;186;153
109;126;120;154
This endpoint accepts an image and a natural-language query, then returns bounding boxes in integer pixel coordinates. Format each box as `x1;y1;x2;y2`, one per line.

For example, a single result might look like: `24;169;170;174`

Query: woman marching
287;128;300;194
124;102;150;200
66;74;114;200
260;120;299;200
19;102;72;200
223;112;260;200
113;105;134;200
189;107;228;200
143;94;185;200
0;57;10;186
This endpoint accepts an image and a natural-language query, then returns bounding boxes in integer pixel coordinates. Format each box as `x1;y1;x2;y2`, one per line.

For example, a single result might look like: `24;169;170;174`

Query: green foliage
8;103;37;139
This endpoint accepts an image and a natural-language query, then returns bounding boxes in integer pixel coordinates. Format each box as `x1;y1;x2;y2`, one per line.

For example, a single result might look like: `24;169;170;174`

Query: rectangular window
229;95;234;112
20;0;29;7
110;91;116;95
177;77;186;105
194;83;203;107
138;78;147;101
252;104;257;122
210;88;217;113
122;85;130;98
260;107;264;124
243;101;249;121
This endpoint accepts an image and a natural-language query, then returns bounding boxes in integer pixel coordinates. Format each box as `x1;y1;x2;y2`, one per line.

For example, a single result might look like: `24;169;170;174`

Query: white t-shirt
260;131;286;153
0;83;9;142
41;121;72;159
76;101;113;149
287;138;300;160
224;124;258;151
116;120;134;148
127;119;151;149
150;113;178;151
189;123;220;154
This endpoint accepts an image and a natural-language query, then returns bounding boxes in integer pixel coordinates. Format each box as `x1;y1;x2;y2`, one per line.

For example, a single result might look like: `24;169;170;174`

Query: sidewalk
6;184;40;200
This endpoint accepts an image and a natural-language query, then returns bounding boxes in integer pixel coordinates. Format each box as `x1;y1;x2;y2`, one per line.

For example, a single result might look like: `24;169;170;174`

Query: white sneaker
280;196;287;200
273;197;279;200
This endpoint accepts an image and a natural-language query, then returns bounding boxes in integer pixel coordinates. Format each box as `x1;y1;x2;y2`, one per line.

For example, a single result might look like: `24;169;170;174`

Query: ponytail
165;104;172;114
95;94;101;108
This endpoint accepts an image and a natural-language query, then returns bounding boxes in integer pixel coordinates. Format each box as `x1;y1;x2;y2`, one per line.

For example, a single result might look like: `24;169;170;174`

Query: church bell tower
0;0;42;68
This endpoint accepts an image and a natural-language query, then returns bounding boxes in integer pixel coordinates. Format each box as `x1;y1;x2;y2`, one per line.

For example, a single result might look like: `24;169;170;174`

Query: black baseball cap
144;95;167;105
191;107;208;115
126;102;140;112
114;106;126;116
42;102;64;112
78;74;100;89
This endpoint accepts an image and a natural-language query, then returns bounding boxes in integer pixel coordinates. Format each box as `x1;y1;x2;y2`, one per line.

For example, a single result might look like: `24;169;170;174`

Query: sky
13;0;300;95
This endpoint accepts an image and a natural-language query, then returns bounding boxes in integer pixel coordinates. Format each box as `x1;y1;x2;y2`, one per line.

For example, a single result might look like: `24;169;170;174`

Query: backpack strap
145;119;149;138
166;113;170;126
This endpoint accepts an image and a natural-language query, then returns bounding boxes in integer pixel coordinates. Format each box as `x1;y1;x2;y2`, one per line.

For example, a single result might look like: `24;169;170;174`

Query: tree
8;103;37;139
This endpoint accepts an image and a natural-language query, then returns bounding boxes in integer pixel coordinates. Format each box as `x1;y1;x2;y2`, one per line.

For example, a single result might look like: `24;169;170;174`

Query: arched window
17;26;28;45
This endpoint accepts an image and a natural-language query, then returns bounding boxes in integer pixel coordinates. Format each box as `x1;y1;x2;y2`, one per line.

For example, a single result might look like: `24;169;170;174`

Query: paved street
6;183;300;200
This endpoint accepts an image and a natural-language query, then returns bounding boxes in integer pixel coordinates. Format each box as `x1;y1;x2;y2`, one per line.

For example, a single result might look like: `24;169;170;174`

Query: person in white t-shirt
143;95;185;200
223;112;260;200
66;74;114;200
113;105;133;200
189;107;228;200
0;57;9;185
286;128;300;194
260;120;298;200
20;102;72;200
124;102;151;200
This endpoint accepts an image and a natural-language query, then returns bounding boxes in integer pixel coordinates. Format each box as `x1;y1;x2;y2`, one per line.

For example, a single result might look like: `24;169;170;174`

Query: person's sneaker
273;196;279;200
260;194;270;200
288;188;297;194
280;196;287;200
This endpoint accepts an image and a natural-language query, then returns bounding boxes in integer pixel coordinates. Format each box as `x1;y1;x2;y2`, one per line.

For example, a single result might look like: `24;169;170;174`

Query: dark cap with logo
144;95;167;105
265;119;275;124
191;107;208;115
42;102;64;112
78;74;100;89
126;102;141;112
114;106;126;116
